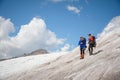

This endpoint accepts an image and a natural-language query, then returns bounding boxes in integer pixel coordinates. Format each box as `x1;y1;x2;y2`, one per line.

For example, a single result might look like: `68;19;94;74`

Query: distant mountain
29;49;49;55
0;49;48;61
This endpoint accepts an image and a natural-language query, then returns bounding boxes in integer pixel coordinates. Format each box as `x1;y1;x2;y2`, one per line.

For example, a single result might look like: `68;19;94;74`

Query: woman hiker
78;37;87;59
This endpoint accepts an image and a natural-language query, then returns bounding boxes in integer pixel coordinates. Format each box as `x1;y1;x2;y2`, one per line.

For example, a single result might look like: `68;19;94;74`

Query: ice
0;16;120;80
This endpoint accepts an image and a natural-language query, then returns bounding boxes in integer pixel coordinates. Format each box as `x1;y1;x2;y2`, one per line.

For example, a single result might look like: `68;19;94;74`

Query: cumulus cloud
0;16;65;59
0;17;15;40
67;5;80;14
61;44;70;52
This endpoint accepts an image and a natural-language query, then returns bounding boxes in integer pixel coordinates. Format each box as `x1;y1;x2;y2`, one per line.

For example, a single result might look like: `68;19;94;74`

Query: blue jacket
78;39;86;48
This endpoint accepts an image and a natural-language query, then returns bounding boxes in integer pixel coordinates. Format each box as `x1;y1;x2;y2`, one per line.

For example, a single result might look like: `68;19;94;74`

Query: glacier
0;16;120;80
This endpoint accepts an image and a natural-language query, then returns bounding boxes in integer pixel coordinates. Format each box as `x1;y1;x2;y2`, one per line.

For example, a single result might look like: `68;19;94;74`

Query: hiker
88;34;96;55
78;37;87;59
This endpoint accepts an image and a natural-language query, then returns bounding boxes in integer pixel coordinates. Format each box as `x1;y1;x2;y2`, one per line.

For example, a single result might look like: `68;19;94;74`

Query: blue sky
0;0;120;52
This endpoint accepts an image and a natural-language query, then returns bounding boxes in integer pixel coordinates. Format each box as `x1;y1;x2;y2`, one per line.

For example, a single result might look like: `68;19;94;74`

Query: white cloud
67;5;80;14
50;0;79;3
50;0;63;3
85;0;89;4
61;44;70;52
0;17;15;40
0;16;65;59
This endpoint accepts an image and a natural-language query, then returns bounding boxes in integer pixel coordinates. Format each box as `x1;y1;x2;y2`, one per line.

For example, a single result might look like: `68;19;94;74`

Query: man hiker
78;37;87;59
88;34;96;55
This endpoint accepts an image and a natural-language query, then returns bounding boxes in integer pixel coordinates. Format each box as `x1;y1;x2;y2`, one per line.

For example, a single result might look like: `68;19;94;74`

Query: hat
88;34;91;36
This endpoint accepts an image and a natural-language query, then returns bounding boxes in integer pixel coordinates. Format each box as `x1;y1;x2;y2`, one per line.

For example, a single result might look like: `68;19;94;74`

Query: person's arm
88;37;90;44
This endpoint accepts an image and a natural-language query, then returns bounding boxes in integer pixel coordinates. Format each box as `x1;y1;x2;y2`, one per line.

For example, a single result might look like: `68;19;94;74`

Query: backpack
92;36;95;41
92;36;96;47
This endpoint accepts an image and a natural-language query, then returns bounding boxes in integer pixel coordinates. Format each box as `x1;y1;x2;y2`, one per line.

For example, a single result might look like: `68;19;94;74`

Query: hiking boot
80;54;83;59
89;51;93;55
80;53;84;59
82;54;84;59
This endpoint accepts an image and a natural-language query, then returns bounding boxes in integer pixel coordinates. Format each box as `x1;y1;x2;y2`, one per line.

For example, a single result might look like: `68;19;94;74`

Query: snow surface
0;52;68;80
0;16;120;80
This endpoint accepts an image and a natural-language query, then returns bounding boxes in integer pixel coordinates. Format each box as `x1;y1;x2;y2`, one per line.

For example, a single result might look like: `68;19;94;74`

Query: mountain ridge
0;49;48;61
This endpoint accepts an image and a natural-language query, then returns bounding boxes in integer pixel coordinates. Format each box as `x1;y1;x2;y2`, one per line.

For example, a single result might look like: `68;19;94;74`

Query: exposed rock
29;49;48;55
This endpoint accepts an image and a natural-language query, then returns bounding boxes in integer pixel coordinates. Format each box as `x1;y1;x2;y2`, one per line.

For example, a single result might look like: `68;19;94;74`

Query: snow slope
0;16;120;80
0;52;68;80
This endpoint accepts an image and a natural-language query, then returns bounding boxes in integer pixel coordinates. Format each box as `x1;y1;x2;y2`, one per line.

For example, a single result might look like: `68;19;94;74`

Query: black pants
88;44;93;55
80;48;85;54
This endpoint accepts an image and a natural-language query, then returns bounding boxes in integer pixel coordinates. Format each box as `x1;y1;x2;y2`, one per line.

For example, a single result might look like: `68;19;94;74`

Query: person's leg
80;48;82;59
90;45;93;55
91;46;93;55
88;44;91;55
82;48;84;54
89;44;93;55
82;49;85;59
